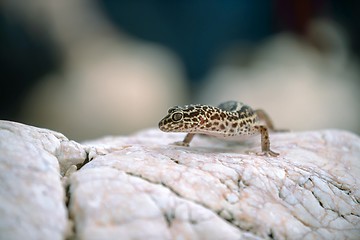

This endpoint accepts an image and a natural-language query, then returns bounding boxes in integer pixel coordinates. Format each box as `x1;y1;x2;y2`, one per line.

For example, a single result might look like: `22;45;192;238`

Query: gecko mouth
159;124;180;132
158;119;174;132
158;121;186;133
158;121;166;131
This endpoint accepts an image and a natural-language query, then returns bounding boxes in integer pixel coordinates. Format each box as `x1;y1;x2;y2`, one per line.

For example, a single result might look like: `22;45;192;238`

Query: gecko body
158;101;280;157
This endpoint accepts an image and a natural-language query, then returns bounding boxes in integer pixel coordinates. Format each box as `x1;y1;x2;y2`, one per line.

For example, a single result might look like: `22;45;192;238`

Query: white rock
1;121;360;239
0;121;86;240
75;129;360;239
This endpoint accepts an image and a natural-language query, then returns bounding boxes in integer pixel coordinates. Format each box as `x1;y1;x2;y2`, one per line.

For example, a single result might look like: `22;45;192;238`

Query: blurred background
1;0;359;141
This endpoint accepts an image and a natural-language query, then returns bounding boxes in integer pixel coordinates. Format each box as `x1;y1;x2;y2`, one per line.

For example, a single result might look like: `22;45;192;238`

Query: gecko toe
256;150;279;157
172;141;189;147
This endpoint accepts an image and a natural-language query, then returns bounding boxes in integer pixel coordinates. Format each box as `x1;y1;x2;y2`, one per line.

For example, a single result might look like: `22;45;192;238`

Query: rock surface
0;120;359;239
0;121;86;240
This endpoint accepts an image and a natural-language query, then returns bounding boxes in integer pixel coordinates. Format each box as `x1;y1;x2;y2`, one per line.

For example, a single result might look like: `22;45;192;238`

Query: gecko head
158;105;202;132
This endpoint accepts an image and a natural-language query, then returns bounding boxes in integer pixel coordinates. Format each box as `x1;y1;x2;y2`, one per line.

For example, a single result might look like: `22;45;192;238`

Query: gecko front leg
174;133;195;146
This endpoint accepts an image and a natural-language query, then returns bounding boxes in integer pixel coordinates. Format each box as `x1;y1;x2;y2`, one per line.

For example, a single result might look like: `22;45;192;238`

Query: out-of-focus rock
198;19;360;134
10;0;187;140
1;120;360;239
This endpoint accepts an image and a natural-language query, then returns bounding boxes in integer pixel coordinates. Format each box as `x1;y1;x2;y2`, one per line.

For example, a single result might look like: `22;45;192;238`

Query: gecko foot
256;150;280;157
172;141;189;147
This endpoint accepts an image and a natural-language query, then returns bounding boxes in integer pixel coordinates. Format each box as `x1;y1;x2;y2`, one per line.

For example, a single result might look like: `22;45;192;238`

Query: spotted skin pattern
158;101;279;157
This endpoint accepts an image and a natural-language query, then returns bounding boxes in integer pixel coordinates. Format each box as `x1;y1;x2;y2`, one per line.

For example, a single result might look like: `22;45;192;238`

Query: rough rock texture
0;121;86;240
0;120;359;240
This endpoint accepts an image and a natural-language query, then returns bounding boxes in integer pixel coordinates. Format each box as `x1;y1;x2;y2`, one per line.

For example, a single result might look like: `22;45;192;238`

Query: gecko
158;101;280;157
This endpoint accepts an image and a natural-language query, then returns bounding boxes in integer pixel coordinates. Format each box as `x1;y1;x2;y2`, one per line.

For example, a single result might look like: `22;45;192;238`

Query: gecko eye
171;112;183;121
